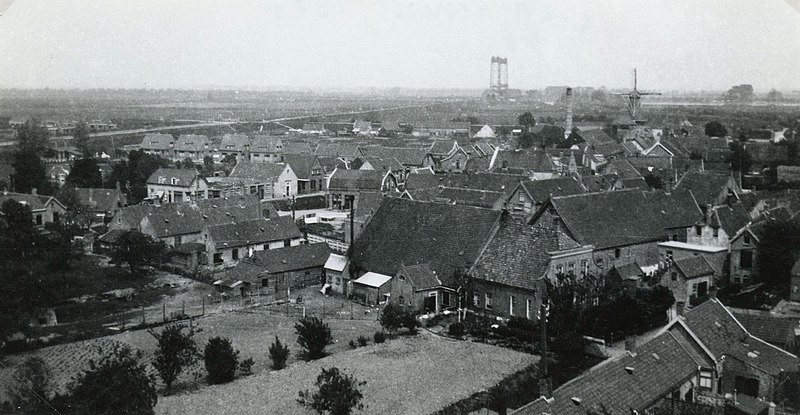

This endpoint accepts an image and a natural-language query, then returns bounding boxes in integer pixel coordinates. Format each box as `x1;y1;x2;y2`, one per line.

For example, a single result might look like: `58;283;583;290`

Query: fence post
162;303;166;323
351;302;354;320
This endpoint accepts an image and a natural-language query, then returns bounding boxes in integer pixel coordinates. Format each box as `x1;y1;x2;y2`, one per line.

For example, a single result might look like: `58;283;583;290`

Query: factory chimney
565;87;574;138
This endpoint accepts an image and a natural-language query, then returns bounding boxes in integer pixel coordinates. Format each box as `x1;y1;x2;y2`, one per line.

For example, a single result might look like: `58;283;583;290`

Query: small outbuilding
352;272;392;305
324;253;349;295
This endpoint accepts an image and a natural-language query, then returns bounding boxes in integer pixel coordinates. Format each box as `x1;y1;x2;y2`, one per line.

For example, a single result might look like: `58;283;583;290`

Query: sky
0;0;799;91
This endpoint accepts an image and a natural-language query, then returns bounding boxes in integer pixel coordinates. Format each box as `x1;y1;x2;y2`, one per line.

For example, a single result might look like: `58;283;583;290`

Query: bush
379;303;404;334
298;367;366;415
5;357;51;413
58;345;157;415
373;331;386;344
356;335;369;347
204;337;239;385
448;322;466;337
348;339;358;349
148;323;197;395
239;358;254;376
295;316;334;360
269;336;291;370
402;312;419;335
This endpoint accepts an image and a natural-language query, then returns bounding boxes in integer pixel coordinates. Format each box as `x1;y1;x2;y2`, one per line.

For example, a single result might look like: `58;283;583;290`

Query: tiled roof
351;198;501;286
514;329;700;415
283;154;318;180
602;159;642;179
220;134;251;152
493;148;557;173
226;243;330;284
731;310;797;347
0;192;47;211
134;195;265;237
472;215;585;291
250;135;283;153
360;146;428;166
518;177;586;204
314;142;362;158
353;191;384;221
146;168;199;187
207;216;301;249
174;134;209;152
673;256;715;279
75;188;125;212
139;133;174;151
579;129;615;145
579;173;617;192
282;141;313;155
683;299;798;377
437;188;504;209
611;262;644;280
361;156;404;172
397;263;441;290
404;173;525;195
428;141;457;156
534;189;700;250
328;169;387;191
229;161;287;182
676;172;737;206
712;203;751;237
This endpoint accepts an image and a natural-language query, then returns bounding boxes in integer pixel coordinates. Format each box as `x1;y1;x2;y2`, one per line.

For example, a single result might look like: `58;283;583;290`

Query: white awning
324;254;348;272
353;272;391;288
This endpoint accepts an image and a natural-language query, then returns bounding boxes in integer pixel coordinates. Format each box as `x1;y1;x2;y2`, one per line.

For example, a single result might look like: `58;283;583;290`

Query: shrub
269;336;291;370
373;331;386;344
204;337;239;385
295;316;334;360
348;339;358;349
448;322;466;337
239;358;254;376
58;345;156;415
148;323;197;394
5;357;51;413
356;335;369;347
298;367;366;415
379;303;404;334
402;312;419;335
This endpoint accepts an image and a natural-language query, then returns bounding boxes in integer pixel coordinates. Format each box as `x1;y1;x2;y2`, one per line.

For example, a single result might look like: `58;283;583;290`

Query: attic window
171;178;178;185
743;232;751;245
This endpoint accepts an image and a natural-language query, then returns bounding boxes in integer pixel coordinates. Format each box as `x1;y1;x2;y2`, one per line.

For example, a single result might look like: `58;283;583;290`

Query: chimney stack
705;204;713;224
565;87;574;138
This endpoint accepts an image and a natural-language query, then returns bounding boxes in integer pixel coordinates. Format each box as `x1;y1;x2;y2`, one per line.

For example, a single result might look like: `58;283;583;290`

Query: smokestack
565;87;574;137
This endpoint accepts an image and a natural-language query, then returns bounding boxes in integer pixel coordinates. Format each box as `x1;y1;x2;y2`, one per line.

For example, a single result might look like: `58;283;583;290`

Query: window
691;283;698;297
713;228;719;237
284;239;291;247
399;295;404;305
743;232;751;245
567;263;575;275
213;253;223;264
614;248;621;259
263;244;269;250
232;249;239;260
695;225;702;236
473;294;480;307
485;293;493;310
35;215;42;225
740;251;753;269
555;264;564;275
581;260;589;275
442;291;451;307
699;370;713;389
509;295;515;316
527;298;534;320
671;272;678;281
666;250;674;260
261;278;269;288
171;178;178;185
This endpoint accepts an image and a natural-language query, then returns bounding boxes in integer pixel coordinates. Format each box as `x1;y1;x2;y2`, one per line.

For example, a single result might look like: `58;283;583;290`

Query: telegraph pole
539;302;552;398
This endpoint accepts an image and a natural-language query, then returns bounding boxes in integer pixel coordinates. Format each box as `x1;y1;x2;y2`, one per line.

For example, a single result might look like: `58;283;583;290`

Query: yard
156;333;538;415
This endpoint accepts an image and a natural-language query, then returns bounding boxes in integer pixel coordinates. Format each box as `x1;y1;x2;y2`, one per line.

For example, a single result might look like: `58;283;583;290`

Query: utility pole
539;302;552;398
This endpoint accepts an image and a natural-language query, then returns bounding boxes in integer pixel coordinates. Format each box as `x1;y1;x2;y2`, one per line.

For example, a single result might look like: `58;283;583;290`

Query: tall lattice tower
490;57;508;94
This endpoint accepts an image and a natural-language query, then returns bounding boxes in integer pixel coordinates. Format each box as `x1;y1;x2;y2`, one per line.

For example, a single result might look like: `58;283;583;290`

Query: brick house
228;160;298;199
74;186;127;224
658;256;716;313
326;168;397;211
0;191;67;227
528;189;701;275
139;133;175;159
390;263;457;314
352;272;392;305
729;223;762;286
283;154;325;194
426;140;469;173
323;253;349;295
470;214;594;321
201;216;303;269
219;133;251;161
173;134;212;163
249;135;283;163
675;171;740;207
224;242;330;298
505;177;586;215
146;168;209;203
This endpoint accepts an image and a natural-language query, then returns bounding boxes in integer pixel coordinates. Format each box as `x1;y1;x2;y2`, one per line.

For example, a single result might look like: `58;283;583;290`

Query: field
156;333;538;415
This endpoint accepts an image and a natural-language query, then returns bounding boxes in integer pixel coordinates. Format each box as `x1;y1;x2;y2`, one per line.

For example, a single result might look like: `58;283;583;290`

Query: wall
729;231;758;285
470;279;542;321
352;282;390;305
262;266;325;298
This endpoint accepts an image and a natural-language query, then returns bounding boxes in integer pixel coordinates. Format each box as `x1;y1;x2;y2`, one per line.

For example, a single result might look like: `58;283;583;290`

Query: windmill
614;69;661;124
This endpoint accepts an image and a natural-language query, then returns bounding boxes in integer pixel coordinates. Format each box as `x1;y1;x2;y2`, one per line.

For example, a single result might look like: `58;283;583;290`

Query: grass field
156;333;538;415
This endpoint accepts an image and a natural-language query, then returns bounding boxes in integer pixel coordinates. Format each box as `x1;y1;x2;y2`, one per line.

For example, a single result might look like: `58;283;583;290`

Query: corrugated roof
353;272;392;288
324;253;348;272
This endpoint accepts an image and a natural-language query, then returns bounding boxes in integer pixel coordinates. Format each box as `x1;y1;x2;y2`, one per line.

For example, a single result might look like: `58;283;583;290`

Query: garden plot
157;333;537;415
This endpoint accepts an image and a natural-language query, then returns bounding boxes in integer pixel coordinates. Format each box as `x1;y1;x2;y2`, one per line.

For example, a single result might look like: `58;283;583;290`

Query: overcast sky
0;0;799;91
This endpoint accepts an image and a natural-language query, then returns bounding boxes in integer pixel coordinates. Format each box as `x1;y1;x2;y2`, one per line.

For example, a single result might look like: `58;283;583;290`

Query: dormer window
158;176;166;184
171;178;178;185
743;232;751;245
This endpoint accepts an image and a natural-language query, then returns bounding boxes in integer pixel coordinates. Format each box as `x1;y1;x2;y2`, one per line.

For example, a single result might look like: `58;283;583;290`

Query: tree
110;230;166;272
73;121;92;157
66;158;102;188
767;88;784;103
269;336;291;370
379;303;404;334
16;119;49;156
298;367;366;415
203;337;239;385
1;199;37;258
728;142;753;174
56;185;83;215
58;345;157;415
517;112;536;132
724;84;754;102
704;120;728;137
643;173;664;190
181;158;196;170
41;221;83;270
757;220;800;286
538;125;566;148
5;356;52;413
12;150;50;195
106;150;170;204
295;316;334;360
149;324;198;394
